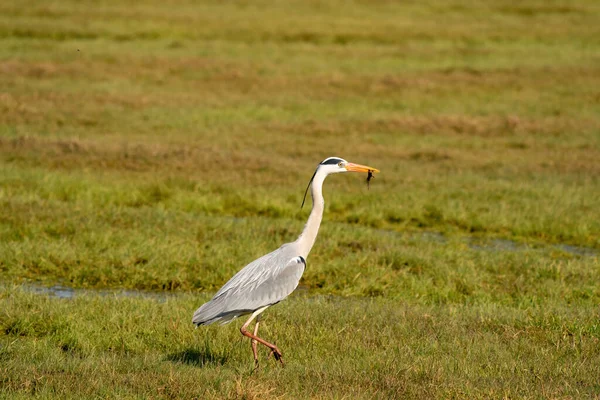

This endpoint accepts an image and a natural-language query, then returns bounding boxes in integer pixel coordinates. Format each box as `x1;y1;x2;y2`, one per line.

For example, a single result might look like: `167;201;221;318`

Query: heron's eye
338;162;344;167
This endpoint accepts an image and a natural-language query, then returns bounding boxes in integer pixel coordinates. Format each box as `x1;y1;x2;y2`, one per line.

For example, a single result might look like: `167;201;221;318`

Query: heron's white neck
296;170;327;259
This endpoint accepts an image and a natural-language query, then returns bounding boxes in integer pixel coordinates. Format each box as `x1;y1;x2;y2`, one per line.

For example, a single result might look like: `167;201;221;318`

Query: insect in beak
367;170;374;189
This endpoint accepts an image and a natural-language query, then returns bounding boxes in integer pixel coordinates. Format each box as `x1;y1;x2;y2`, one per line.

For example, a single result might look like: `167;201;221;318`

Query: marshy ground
1;0;599;398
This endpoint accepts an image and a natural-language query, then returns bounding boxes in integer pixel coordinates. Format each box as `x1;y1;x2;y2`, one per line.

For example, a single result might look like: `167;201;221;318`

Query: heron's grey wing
192;244;305;326
212;244;296;299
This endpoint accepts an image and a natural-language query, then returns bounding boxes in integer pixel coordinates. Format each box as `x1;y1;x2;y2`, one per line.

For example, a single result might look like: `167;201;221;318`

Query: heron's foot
253;358;260;371
269;346;285;366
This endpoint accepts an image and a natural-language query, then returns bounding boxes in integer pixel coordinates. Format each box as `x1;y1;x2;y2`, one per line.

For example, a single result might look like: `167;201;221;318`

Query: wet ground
5;231;597;300
10;284;175;301
393;230;598;256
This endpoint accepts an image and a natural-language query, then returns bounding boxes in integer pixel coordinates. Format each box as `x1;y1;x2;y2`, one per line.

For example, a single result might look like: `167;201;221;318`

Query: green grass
1;0;600;398
2;288;600;399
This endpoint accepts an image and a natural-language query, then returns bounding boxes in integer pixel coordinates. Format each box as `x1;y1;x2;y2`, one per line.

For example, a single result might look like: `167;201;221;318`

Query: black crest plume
301;168;318;209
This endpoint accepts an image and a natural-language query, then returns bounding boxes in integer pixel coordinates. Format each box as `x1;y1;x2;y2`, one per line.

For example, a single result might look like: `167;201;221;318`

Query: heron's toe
270;347;284;366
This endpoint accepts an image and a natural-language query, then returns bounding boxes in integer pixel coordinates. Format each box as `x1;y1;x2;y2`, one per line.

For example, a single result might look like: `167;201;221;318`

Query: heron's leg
241;321;284;366
251;318;260;367
240;308;284;366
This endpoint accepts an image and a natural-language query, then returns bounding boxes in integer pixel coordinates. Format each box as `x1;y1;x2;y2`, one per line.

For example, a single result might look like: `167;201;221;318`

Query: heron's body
192;244;305;325
192;157;379;366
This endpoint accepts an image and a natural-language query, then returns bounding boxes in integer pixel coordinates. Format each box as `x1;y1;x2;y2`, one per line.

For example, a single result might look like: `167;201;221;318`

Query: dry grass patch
267;115;600;138
0;136;293;179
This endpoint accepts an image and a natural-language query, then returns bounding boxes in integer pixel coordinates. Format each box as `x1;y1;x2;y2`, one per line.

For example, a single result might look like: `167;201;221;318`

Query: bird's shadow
166;348;228;367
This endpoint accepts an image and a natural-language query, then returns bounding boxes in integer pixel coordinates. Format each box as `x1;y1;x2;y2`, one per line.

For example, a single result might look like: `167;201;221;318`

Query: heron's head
301;157;380;208
317;156;380;175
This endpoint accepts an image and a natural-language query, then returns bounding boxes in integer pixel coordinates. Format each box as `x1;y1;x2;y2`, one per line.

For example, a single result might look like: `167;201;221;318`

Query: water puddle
465;238;524;253
465;238;597;257
556;244;598;257
377;229;597;257
10;284;174;301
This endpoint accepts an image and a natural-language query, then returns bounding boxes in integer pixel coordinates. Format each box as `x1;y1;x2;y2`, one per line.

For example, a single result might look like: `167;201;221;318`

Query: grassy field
1;0;600;398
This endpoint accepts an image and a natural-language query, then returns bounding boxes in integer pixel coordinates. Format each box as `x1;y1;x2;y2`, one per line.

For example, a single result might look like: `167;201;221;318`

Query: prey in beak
345;162;380;189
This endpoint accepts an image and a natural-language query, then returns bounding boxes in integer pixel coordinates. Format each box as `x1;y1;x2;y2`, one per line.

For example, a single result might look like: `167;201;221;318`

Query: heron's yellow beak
345;163;380;173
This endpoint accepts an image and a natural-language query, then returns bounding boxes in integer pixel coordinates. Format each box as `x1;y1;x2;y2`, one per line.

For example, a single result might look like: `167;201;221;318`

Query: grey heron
192;157;379;367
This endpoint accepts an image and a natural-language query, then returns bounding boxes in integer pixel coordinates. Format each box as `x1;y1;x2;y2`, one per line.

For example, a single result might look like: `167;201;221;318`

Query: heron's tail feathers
192;298;246;326
192;300;220;326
